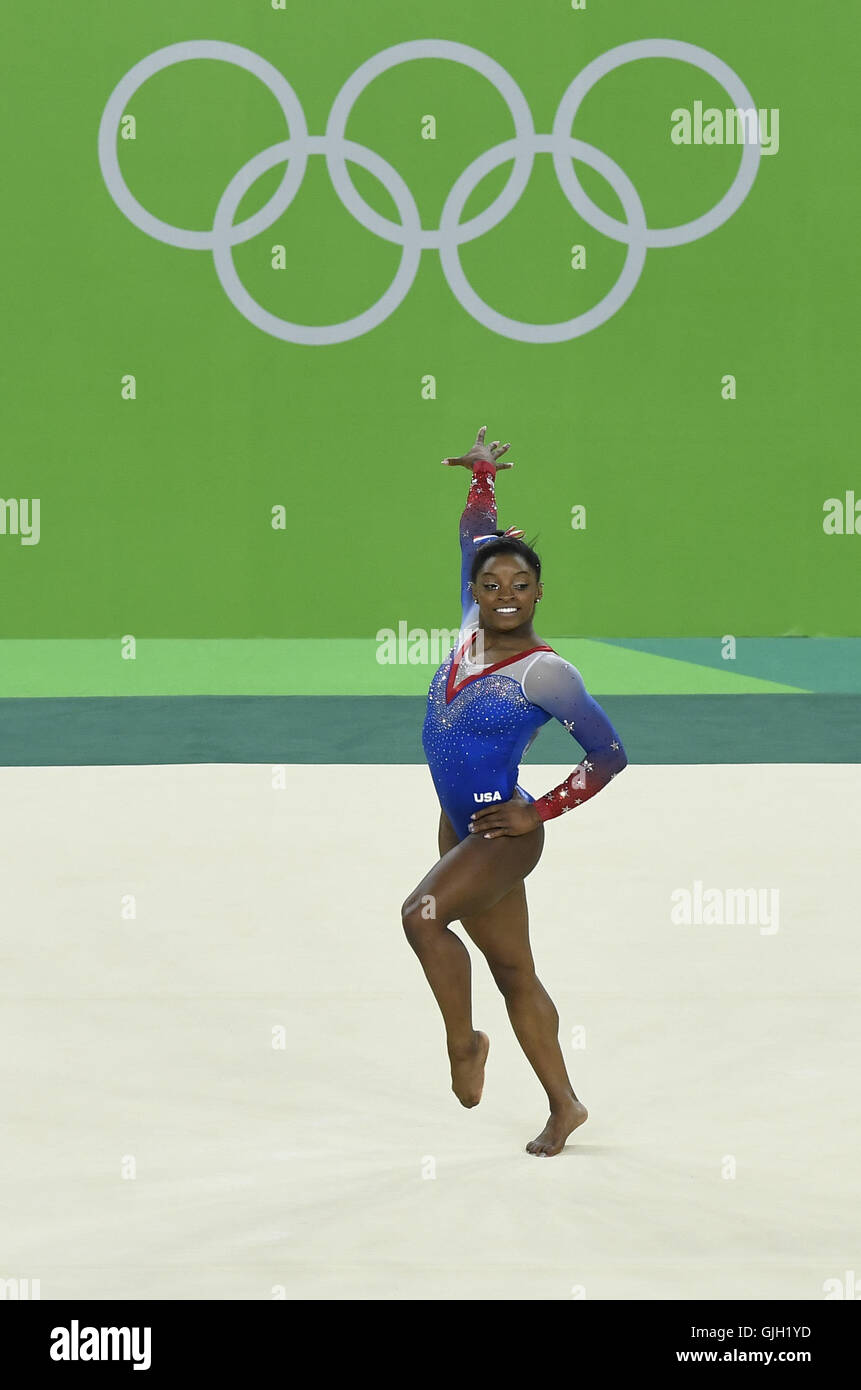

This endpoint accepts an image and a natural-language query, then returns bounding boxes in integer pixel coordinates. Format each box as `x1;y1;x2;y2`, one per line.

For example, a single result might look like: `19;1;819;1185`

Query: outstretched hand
469;796;541;839
442;424;514;470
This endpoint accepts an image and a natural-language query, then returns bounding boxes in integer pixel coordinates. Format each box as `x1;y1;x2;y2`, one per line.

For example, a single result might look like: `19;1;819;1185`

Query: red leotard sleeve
459;462;497;624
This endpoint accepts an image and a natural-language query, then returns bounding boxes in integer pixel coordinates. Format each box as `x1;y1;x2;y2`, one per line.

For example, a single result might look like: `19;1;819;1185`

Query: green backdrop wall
2;0;858;639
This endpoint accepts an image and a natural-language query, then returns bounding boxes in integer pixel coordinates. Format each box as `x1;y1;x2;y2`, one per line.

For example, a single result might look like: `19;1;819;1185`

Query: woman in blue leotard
401;425;628;1157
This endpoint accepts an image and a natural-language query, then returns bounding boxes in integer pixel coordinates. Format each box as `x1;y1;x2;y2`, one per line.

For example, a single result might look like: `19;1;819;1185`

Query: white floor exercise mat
1;763;858;1300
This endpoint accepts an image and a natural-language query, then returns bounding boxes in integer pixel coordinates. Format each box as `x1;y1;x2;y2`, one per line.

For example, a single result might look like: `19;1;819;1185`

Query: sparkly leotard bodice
421;462;627;840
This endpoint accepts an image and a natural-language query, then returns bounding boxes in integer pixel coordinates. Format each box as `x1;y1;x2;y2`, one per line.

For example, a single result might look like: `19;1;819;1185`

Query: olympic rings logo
98;38;762;345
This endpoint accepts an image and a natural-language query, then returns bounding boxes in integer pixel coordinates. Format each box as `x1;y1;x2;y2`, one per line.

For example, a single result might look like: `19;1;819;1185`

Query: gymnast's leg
457;879;587;1156
415;811;587;1154
400;811;544;1107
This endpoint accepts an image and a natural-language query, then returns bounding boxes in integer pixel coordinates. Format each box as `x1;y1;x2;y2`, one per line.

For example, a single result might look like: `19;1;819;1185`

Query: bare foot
448;1030;490;1108
526;1097;588;1156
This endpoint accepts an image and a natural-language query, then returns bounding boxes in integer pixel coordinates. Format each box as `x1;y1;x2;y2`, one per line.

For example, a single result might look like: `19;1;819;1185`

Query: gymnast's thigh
411;818;544;924
436;810;533;965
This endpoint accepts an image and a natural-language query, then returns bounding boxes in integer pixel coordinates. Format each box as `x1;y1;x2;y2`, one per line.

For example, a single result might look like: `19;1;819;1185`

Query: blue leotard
422;462;627;840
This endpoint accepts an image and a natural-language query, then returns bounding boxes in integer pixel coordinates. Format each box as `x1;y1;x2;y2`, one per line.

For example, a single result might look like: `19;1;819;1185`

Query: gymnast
401;426;628;1156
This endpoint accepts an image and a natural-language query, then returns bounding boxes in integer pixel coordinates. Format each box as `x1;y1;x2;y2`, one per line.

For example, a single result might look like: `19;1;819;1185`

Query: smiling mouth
495;607;518;614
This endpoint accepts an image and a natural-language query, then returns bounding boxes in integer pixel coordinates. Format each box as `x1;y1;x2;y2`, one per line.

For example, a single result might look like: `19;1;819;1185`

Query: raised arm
442;425;513;625
458;463;496;623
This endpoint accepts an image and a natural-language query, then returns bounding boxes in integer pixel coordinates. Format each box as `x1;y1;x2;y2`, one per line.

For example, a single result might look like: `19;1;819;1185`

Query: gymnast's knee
401;890;447;942
488;958;541;1001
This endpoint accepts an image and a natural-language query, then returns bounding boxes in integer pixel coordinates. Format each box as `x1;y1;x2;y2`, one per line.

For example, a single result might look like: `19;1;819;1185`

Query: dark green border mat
0;695;857;766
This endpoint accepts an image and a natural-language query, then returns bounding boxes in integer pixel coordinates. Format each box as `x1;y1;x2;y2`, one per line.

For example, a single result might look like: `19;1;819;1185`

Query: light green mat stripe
597;638;861;693
0;639;807;697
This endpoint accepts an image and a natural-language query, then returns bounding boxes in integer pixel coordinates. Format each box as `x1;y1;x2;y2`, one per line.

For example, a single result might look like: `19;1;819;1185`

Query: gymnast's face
471;553;543;631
